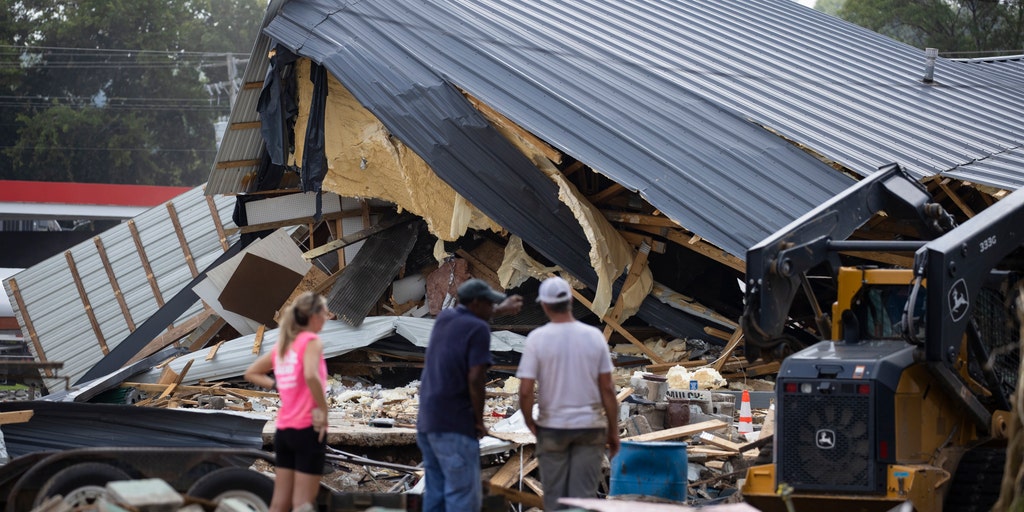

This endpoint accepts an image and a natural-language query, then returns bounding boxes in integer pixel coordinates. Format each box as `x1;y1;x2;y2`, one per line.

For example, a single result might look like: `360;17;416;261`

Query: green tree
839;0;1024;54
0;0;265;186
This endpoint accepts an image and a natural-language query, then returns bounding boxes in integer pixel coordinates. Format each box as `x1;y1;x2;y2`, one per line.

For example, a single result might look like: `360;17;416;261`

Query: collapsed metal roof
244;0;1023;257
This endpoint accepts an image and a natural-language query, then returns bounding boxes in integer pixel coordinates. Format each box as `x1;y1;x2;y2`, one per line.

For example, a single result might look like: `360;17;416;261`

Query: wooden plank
697;431;743;453
627;223;745;272
483;482;543;509
615;387;634;403
334;218;346;272
206;341;225;361
127;220;166;311
205;196;230;251
645;360;709;374
94;236;136;332
158;359;193;399
125;309;216;365
215;159;261;169
463;92;562;164
303;213;416;260
455;249;501;285
587;183;625;205
571;289;665;364
688;446;740;458
0;410;33;425
619;231;665;253
602;241;651;341
602;210;680;228
703;327;733;342
489;446;537;488
722;361;780;379
121;382;278;398
230;120;262;130
8;279;52;378
621;419;727;442
523;476;544;497
167;202;198;277
561;161;585;177
224;210;360;236
186;316;226;352
64;251;109;355
937;178;975;218
253;324;266;354
711;328;744;372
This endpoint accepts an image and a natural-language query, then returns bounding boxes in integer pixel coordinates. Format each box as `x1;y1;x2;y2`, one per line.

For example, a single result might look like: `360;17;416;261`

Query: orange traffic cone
738;389;753;434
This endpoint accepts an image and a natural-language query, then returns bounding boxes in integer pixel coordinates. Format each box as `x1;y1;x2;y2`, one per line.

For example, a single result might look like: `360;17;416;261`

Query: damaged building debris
3;0;1024;510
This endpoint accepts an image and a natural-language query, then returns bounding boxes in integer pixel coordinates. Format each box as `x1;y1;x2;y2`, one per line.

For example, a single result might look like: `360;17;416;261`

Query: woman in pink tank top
245;291;332;512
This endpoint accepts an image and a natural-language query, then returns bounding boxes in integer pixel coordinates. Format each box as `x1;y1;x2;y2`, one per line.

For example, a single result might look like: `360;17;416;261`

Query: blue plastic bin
609;440;688;501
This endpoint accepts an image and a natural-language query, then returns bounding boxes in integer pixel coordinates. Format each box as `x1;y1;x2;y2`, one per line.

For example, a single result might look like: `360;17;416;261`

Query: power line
0;44;247;58
0;145;217;153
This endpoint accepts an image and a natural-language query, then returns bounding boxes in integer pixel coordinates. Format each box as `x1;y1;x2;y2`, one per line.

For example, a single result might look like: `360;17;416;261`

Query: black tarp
0;401;265;458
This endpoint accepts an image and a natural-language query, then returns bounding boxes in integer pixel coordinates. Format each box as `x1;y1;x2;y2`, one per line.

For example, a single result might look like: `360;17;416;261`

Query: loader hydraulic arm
914;185;1024;363
741;163;954;354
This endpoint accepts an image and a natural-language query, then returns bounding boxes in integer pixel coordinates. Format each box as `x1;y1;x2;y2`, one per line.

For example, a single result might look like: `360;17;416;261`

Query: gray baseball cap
457;278;507;303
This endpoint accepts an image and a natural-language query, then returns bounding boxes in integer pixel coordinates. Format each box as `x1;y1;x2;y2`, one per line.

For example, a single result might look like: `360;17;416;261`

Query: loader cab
832;267;925;342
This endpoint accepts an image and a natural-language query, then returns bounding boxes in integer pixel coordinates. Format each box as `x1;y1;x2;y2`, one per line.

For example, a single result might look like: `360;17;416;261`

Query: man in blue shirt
417;278;522;511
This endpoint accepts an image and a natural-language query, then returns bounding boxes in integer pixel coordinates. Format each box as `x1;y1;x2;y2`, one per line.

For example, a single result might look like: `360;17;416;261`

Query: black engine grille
777;384;874;492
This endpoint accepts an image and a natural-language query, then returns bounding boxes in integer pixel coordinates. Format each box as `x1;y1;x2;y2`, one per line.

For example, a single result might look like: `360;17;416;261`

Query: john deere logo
816;429;835;449
948;279;969;322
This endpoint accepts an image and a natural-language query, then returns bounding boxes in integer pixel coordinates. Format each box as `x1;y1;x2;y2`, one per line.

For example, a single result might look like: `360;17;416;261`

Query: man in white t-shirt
517;276;621;511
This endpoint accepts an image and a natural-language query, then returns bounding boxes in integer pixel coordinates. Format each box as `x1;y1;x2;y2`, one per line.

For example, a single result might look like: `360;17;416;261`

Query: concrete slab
260;413;417;447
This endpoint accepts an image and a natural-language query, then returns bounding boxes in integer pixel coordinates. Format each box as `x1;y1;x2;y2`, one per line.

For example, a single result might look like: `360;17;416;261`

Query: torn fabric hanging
301;61;330;221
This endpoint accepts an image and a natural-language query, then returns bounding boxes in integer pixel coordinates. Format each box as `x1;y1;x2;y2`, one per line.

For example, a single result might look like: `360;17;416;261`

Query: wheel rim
212;490;270;512
62;485;109;507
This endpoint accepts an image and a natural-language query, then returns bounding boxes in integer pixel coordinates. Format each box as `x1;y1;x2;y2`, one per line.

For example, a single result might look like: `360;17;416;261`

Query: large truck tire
186;467;273;511
33;462;130;507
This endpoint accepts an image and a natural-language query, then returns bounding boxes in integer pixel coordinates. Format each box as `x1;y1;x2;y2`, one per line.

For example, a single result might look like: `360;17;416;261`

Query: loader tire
186;467;273;511
33;462;130;507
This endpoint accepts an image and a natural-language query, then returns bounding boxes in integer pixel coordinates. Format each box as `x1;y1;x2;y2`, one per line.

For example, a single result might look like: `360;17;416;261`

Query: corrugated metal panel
265;0;1024;249
2;187;237;390
205;0;283;195
327;219;421;326
132;316;526;385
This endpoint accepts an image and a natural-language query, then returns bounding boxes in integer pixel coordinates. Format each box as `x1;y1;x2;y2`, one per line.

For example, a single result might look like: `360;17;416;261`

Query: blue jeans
417;432;481;512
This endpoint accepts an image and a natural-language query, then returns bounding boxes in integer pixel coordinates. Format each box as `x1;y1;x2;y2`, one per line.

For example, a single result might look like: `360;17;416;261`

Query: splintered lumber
205;341;224;361
0;410;33;425
711;328;744;372
644;360;710;374
615;387;634;403
689;446;740;458
120;382;278;398
523;476;544;497
253;325;266;354
697;431;743;453
570;289;665;364
621;419;727;442
158;359;193;399
483;482;543;509
490;446;537;488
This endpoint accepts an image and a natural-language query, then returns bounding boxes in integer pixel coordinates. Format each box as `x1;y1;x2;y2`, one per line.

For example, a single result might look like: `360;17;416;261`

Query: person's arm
598;372;621;459
244;352;275;390
493;295;524;317
468;363;488;439
518;377;537;435
303;336;330;442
